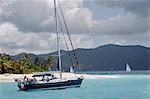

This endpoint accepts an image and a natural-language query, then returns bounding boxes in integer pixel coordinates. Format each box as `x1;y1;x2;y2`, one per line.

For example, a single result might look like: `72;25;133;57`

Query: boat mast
54;0;62;78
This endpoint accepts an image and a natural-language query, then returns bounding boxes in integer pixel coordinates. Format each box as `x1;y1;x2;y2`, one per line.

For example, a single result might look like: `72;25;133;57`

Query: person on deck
23;76;27;80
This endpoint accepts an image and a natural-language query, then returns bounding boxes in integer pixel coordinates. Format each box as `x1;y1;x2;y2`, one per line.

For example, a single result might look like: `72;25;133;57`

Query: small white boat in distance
70;66;74;73
126;63;132;72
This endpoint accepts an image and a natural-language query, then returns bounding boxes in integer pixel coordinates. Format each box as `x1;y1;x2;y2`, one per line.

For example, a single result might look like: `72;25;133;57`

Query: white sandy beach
0;73;118;82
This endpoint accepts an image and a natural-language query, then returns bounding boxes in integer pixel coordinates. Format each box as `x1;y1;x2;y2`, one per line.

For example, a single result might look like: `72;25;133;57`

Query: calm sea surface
0;75;150;99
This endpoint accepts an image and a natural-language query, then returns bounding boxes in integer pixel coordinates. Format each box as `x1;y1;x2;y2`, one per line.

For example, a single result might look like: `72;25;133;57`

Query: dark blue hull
18;78;83;91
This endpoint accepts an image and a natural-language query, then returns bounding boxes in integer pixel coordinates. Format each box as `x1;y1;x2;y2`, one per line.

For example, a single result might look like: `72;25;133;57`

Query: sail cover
57;58;60;71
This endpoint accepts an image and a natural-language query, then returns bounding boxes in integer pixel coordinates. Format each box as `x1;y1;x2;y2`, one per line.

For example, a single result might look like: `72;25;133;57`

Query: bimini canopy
32;71;58;77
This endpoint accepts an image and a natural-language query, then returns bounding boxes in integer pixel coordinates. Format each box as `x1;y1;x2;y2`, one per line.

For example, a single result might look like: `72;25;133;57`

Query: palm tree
0;53;12;74
43;56;53;71
34;57;40;66
19;54;29;73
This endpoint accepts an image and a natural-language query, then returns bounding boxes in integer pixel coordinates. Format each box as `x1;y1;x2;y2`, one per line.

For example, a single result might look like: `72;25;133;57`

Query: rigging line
57;11;78;76
57;0;74;51
58;0;80;71
57;10;74;66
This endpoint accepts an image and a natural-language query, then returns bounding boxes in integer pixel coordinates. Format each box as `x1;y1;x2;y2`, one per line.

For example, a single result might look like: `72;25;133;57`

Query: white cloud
65;7;93;34
0;0;148;35
0;22;95;54
91;13;149;35
0;0;53;32
65;34;95;49
94;0;150;17
0;22;149;55
0;23;53;54
0;8;2;15
0;0;149;55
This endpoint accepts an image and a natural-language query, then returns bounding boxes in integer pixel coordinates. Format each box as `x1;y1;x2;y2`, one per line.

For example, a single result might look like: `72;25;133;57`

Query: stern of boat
15;79;28;91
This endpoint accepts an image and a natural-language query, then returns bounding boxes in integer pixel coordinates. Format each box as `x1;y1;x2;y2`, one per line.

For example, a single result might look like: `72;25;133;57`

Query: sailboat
15;0;83;91
126;63;132;72
70;66;74;73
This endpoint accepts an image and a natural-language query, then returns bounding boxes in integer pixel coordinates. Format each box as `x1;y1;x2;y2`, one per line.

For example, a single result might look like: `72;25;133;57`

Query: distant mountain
12;44;150;71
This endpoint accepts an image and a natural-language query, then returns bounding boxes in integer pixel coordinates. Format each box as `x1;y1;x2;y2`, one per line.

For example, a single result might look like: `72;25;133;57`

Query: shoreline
0;73;118;82
0;74;32;82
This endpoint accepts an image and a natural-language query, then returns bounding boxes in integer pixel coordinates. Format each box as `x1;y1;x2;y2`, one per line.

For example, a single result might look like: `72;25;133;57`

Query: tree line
0;53;53;74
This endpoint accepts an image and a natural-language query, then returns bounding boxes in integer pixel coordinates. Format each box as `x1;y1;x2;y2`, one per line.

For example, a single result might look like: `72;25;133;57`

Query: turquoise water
0;75;150;99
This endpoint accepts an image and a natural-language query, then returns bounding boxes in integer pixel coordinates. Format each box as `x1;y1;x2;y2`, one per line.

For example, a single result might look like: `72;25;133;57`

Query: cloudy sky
0;0;149;55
